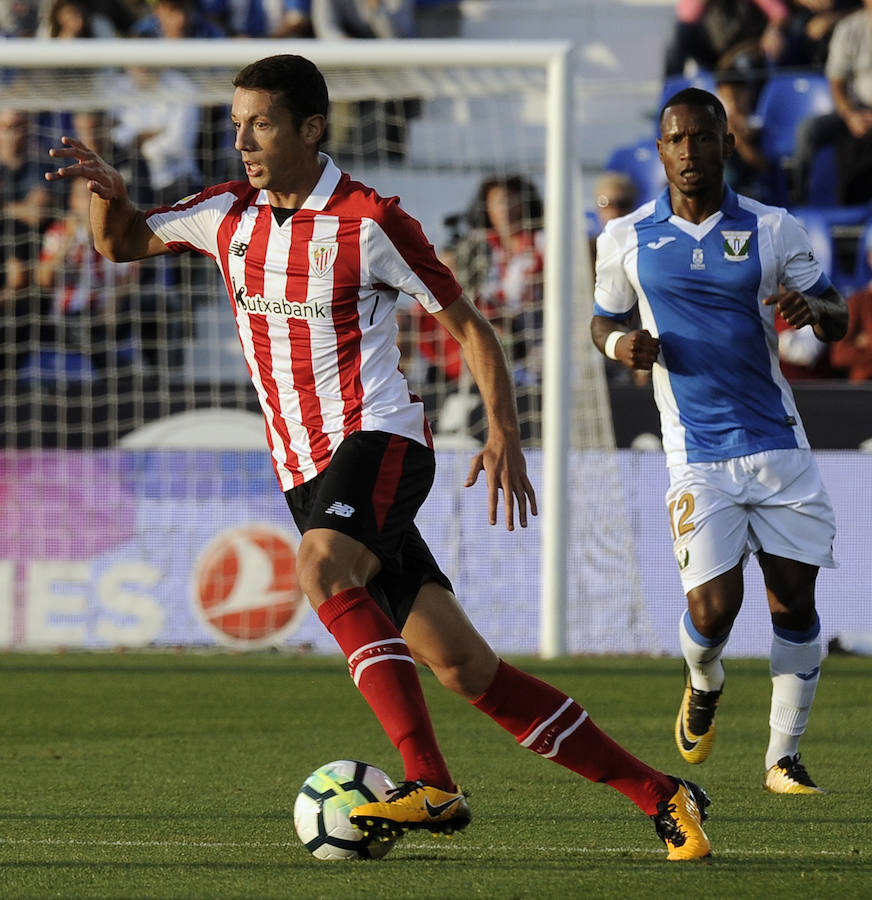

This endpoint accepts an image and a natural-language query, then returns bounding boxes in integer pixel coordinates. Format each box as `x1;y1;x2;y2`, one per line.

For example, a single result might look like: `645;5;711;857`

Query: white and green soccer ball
294;759;398;860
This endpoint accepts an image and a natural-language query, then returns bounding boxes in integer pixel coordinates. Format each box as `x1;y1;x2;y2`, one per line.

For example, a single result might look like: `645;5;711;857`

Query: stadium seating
756;73;833;161
791;205;871;295
603;138;666;205
854;219;872;286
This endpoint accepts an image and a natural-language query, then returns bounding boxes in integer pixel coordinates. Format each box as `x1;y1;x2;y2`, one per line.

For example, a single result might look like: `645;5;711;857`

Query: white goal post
0;39;641;656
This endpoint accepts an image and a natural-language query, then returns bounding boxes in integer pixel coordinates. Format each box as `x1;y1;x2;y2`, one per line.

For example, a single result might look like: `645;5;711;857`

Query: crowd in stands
1;0;871;452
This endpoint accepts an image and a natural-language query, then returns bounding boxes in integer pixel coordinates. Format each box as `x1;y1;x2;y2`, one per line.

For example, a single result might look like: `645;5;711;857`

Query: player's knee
295;539;338;606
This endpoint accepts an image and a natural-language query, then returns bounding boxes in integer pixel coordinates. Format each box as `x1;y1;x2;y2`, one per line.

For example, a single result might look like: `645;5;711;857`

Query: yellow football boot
764;755;827;794
350;781;471;840
675;681;722;764
651;778;712;861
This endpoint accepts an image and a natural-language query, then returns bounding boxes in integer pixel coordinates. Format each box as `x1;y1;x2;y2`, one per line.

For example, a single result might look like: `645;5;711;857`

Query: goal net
0;39;653;654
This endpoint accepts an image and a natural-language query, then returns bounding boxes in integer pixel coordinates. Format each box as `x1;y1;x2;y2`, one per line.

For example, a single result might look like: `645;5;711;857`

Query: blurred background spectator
131;0;227;37
413;0;461;37
0;0;40;36
36;177;140;376
664;0;791;77
793;0;872;205
592;170;638;232
831;225;872;379
197;0;313;36
112;66;203;205
312;0;418;161
36;0;118;38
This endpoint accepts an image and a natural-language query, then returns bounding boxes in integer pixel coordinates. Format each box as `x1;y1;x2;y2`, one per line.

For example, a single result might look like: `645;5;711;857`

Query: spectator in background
311;0;418;161
831;228;872;379
0;107;60;234
664;0;792;77
592;171;638;232
1;107;55;386
793;0;872;205
112;67;203;206
0;1;40;36
131;0;226;37
781;1;861;68
37;0;117;38
199;0;313;36
37;177;140;375
714;57;775;202
457;174;545;438
414;0;461;37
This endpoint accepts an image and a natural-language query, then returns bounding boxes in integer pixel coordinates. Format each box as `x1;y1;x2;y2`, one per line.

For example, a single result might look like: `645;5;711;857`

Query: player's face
231;88;314;193
657;104;733;198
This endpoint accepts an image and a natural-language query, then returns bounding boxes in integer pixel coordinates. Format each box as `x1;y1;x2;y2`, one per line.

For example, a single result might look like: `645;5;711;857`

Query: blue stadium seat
791;206;869;295
603;138;666;205
756;73;833;162
854;219;872;286
18;350;96;383
807;145;838;207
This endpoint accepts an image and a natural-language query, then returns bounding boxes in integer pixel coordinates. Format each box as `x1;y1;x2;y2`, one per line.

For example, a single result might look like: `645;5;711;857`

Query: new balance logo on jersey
324;502;355;518
647;236;676;250
229;240;249;257
232;277;328;319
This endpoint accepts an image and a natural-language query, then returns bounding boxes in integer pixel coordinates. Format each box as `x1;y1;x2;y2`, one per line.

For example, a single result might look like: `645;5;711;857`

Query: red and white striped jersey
145;155;462;491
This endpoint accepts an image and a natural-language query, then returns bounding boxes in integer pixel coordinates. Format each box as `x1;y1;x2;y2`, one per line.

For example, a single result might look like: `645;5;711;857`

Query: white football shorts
665;448;837;594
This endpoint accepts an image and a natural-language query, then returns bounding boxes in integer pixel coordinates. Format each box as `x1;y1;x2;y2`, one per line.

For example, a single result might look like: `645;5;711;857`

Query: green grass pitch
1;653;869;899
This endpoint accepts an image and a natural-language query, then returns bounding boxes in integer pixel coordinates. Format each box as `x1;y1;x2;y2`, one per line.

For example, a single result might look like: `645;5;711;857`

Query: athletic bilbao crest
192;525;309;647
721;230;751;261
308;241;338;278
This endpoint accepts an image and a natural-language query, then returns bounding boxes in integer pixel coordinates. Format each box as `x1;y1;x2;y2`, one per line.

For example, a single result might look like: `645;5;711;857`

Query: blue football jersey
593;186;831;465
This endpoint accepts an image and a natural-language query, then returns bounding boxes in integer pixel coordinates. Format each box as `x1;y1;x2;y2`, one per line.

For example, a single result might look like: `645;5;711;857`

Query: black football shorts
284;430;453;629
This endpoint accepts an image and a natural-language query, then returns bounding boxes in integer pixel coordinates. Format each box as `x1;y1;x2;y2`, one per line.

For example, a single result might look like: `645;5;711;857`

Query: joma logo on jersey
721;230;751;261
232;278;327;319
309;241;338;278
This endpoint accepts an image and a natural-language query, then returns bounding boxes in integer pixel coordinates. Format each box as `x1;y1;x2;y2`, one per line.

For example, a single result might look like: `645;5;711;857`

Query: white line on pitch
0;837;850;858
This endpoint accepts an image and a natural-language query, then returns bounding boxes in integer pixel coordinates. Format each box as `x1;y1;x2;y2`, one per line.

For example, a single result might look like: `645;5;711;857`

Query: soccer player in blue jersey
591;88;848;794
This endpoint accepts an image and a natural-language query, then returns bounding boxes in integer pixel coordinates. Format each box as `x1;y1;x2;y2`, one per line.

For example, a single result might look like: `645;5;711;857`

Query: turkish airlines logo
192;525;309;648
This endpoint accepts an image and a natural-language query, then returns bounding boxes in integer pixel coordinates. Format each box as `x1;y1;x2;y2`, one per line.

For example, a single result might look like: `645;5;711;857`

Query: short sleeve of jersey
367;197;463;315
145;186;238;258
777;211;832;297
592;222;638;321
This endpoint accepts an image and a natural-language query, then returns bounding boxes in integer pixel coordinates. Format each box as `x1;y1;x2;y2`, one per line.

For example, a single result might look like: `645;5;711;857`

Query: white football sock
678;609;729;693
766;617;822;770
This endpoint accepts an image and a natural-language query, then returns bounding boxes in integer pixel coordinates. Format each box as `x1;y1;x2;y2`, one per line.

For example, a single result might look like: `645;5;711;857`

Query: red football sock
472;659;674;814
317;586;454;791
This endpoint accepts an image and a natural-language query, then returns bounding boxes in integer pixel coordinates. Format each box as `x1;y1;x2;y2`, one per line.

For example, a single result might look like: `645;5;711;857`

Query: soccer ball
294;759;398;860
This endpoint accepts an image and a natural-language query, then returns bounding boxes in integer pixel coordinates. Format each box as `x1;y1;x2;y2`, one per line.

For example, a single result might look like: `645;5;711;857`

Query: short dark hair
233;55;329;129
659;87;727;132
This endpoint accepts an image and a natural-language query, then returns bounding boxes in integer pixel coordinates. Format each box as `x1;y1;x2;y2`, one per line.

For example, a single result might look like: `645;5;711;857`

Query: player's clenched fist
616;329;660;371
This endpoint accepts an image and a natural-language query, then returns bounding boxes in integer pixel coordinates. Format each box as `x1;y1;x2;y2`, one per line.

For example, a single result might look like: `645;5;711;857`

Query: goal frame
1;38;577;657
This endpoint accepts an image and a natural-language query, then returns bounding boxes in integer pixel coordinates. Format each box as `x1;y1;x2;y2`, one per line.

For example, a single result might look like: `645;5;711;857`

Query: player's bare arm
433;295;538;531
762;285;848;342
46;135;169;263
590;315;661;369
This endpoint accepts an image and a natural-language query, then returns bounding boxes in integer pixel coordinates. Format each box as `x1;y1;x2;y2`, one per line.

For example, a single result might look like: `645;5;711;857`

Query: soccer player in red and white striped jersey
46;53;712;860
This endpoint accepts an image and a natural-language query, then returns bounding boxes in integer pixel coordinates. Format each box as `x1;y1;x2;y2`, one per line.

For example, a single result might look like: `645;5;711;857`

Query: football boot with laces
764;754;827;794
350;781;471;840
650;777;712;861
675;680;722;764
